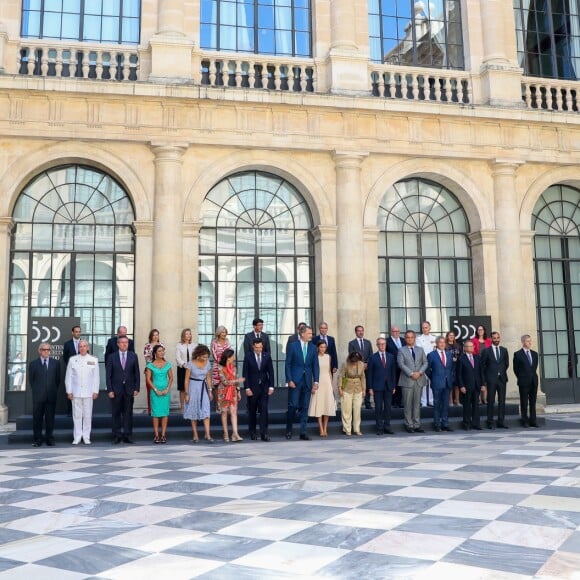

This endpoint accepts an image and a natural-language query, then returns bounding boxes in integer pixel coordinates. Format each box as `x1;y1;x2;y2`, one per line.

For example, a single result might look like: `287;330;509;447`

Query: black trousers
364;369;371;406
111;391;134;437
486;379;506;424
247;386;270;435
519;382;538;424
373;389;393;429
461;387;481;428
32;397;56;442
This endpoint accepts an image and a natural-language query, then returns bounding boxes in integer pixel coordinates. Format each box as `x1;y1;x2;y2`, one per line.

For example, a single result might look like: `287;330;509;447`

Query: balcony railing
197;52;316;93
370;64;472;105
17;41;140;81
522;77;578;112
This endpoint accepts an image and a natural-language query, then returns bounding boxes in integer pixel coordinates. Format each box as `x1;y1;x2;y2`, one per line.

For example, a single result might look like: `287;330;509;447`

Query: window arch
7;165;135;391
532;185;580;403
377;178;472;333
199;170;314;385
514;0;580;80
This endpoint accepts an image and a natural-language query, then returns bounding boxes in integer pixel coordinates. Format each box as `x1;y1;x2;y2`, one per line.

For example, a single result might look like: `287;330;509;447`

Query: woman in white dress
308;340;336;437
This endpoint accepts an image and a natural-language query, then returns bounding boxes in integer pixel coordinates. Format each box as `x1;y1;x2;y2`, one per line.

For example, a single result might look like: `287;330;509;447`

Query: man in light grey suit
397;330;428;433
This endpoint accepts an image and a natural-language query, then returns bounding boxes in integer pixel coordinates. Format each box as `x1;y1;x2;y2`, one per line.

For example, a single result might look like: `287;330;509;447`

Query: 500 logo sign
27;317;80;363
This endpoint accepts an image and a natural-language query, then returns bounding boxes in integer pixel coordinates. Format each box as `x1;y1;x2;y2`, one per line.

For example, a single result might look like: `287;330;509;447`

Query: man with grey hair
315;321;338;373
513;334;539;428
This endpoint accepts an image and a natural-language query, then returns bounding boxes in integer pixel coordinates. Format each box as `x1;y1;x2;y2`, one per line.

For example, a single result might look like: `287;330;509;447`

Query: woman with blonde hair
176;328;196;412
210;326;230;406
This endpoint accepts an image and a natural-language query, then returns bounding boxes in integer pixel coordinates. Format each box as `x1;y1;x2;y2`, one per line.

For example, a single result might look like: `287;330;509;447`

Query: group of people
27;319;540;447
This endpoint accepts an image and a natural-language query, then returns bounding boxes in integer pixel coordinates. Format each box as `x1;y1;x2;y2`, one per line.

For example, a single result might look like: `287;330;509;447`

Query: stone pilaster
312;225;338;340
334;152;368;358
0;23;7;74
468;229;499;326
182;220;202;340
363;227;381;344
0;217;14;424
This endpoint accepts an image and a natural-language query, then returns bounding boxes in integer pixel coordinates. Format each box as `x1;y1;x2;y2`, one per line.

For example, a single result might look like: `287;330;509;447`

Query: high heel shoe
232;434;243;442
223;435;230;443
153;435;160;444
205;436;214;444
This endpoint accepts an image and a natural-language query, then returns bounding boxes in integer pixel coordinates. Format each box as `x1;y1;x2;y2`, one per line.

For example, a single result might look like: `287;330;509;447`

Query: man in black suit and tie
367;337;397;435
105;325;135;365
348;325;373;408
28;343;61;447
480;331;510;429
513;334;540;428
243;339;275;441
386;325;405;407
106;336;140;443
243;318;271;354
456;340;484;431
315;322;338;373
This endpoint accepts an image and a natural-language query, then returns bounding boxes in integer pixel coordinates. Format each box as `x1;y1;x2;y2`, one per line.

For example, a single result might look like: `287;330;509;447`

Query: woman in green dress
145;344;173;444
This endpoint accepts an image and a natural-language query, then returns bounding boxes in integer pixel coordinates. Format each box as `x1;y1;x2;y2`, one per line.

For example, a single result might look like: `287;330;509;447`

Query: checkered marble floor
1;426;580;580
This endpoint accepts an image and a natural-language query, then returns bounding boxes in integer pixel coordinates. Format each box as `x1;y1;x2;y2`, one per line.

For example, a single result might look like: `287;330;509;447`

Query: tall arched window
368;0;464;68
199;171;314;384
533;185;580;404
377;178;472;333
7;165;135;391
514;0;580;79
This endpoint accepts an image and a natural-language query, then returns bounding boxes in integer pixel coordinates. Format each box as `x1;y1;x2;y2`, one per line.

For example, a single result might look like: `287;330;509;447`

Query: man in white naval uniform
415;321;437;407
65;340;100;444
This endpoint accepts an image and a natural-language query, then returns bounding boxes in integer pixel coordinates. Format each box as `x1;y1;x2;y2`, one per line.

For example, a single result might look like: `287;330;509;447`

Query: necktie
359;339;363;351
324;336;328;345
526;350;532;365
44;359;48;370
121;352;126;370
440;351;445;365
381;353;386;368
257;354;262;368
256;333;260;339
469;354;474;368
411;348;415;361
74;340;78;354
494;346;499;361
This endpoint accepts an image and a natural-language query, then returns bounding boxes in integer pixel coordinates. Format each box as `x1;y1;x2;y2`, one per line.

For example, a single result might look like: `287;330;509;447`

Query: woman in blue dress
145;344;173;444
183;344;214;443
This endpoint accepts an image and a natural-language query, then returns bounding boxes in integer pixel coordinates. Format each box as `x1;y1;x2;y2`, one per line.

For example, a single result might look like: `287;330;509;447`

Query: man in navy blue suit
243;338;275;441
315;322;338;373
456;339;484;431
368;337;397;435
386;325;405;408
426;336;454;432
285;325;320;440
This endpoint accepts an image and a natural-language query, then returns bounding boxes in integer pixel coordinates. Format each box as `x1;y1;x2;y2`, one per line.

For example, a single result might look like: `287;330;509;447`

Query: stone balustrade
17;41;140;81
198;52;316;92
521;77;578;112
370;64;472;105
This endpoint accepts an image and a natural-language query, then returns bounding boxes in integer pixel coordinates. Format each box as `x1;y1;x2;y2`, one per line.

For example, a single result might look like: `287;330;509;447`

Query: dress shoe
434;426;442;432
46;439;56;446
529;422;539;428
32;441;41;447
72;439;81;445
250;433;257;441
123;437;135;444
496;423;509;429
261;435;271;442
461;424;471;431
442;426;453;432
376;429;383;436
522;421;529;428
427;403;434;407
486;423;495;430
299;434;311;441
83;440;91;445
365;402;372;409
472;425;482;430
113;436;122;444
384;428;395;435
414;427;425;433
404;426;414;433
285;431;292;440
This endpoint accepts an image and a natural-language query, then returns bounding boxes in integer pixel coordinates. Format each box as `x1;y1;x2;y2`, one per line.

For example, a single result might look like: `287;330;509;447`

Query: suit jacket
480;345;509;386
348;337;373;362
105;336;135;364
315;334;338;371
65;354;100;397
285;340;320;387
243;332;271;354
62;339;79;367
106;350;140;394
286;333;300;350
513;348;539;388
427;349;454;390
397;345;428;388
456;353;484;390
386;336;405;357
367;351;397;392
242;350;275;391
28;357;61;403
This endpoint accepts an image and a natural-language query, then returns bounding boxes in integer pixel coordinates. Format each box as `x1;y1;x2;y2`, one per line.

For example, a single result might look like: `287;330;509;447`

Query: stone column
0;217;14;424
363;227;381;343
183;221;202;340
149;0;194;82
492;161;526;400
334;152;368;359
0;23;7;74
132;220;154;411
312;225;338;337
468;230;499;326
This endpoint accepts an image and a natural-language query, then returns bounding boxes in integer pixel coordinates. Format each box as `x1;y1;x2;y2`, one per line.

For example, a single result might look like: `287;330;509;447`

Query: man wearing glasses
28;343;61;447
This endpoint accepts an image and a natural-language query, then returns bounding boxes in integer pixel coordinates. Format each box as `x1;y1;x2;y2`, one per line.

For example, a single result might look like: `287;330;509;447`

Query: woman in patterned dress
217;349;245;442
183;345;214;443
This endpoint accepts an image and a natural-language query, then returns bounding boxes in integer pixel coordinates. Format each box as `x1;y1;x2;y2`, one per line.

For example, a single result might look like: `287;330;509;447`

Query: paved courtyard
1;416;580;579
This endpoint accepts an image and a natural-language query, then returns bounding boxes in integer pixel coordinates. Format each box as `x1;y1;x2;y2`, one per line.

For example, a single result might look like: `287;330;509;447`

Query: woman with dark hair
473;325;491;404
337;351;366;436
211;326;231;409
184;344;214;443
176;328;196;412
445;331;462;406
217;349;245;442
145;345;173;444
143;328;164;415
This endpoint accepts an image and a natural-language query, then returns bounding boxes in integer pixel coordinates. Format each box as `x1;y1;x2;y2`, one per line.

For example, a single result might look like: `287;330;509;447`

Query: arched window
199;171;314;384
377;178;472;333
200;0;311;56
514;0;580;79
7;165;135;392
368;0;464;68
533;185;580;403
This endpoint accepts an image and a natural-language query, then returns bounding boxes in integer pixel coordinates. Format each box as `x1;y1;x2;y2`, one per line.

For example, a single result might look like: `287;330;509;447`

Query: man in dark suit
62;325;82;416
315;322;338;373
427;336;454;432
106;336;140;444
243;338;275;441
513;334;540;428
286;322;306;350
285;325;320;440
386;325;405;407
480;331;510;429
456;339;484;430
367;337;397;435
348;325;373;408
243;318;271;354
28;343;61;447
105;325;135;365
